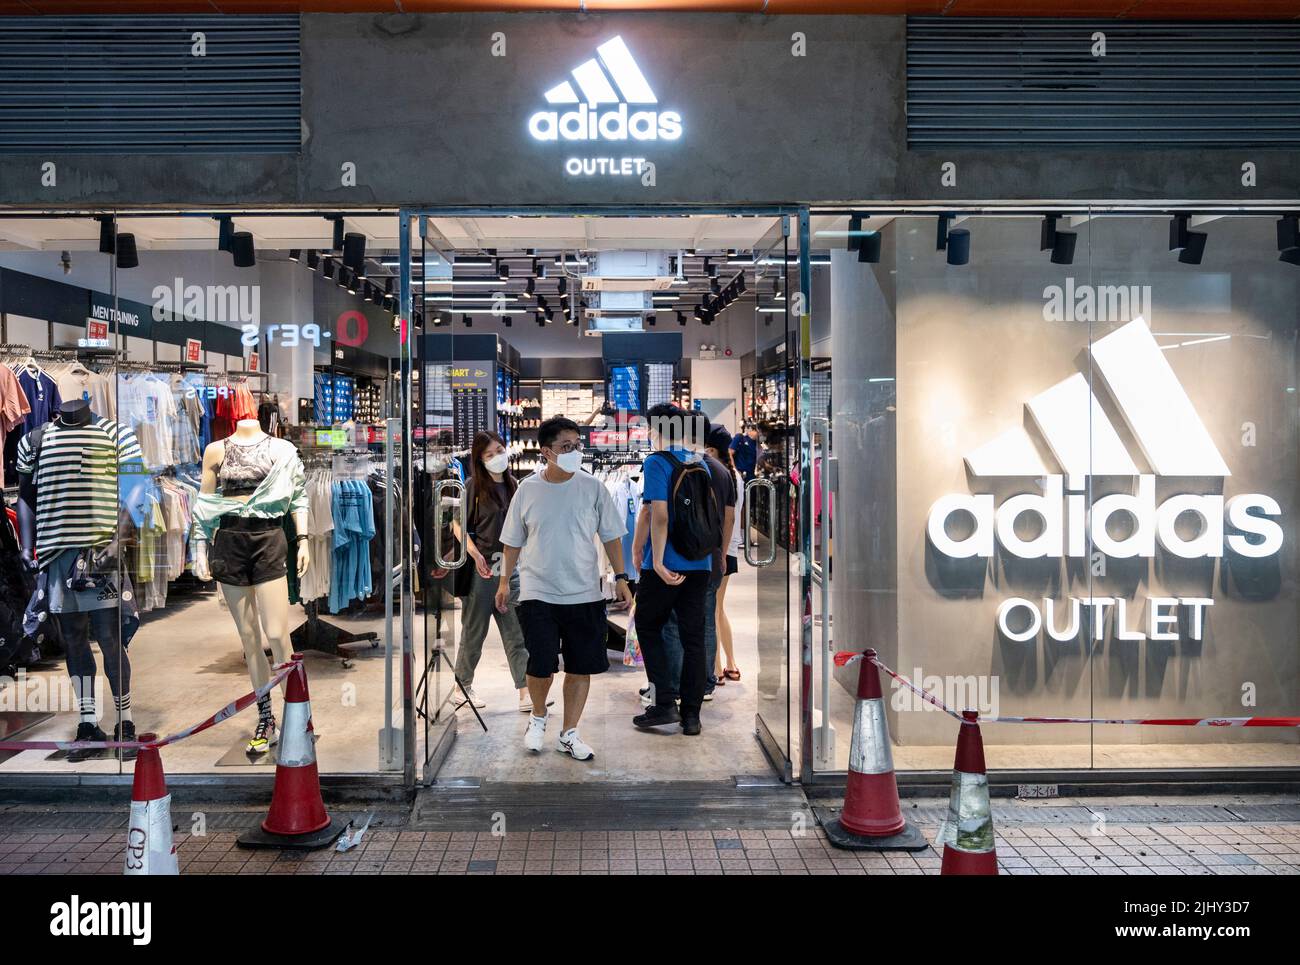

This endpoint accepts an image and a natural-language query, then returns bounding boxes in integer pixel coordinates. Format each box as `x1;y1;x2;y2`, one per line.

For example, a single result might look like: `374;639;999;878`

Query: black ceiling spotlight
847;213;863;252
1040;214;1077;265
288;249;301;263
936;214;953;252
647;313;657;327
328;216;345;252
705;257;717;278
306;249;320;270
503;314;513;327
946;228;971;266
735;273;747;294
858;230;882;264
216;215;235;253
1169;214;1207;265
322;257;335;280
710;276;721;295
232;231;256;268
342;232;366;274
557;276;568;296
524;277;536;297
497;260;510;280
677;312;687;326
97;216;116;255
536;294;549;312
115;233;138;270
545;308;555;323
693;303;704;322
462;314;473;328
344;268;359;295
1277;214;1300;264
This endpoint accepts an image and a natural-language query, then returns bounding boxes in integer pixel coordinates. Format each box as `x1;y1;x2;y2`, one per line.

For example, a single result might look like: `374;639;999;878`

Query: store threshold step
411;779;808;831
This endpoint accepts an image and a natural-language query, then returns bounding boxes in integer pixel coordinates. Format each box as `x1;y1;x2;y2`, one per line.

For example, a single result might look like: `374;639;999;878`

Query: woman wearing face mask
450;431;532;712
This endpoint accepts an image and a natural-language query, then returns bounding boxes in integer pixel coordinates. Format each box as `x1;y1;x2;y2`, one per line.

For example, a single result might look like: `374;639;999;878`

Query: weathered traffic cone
821;649;927;851
122;734;178;875
939;710;999;875
237;654;342;850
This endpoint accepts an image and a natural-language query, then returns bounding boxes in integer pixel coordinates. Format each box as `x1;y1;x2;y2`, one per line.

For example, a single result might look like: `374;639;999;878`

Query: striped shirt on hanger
14;417;145;564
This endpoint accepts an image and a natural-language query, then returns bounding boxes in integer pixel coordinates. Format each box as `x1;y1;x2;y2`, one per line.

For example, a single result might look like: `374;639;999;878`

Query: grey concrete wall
0;13;1293;208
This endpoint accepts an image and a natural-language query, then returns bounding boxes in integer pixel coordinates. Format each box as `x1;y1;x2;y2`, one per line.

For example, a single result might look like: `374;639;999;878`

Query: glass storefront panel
823;210;1300;773
0;213;408;777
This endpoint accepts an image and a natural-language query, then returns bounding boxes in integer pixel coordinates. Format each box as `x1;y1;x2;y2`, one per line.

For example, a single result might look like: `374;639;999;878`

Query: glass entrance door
747;215;800;780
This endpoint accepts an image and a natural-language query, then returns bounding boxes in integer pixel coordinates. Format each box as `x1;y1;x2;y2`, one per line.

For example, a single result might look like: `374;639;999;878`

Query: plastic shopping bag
622;603;643;667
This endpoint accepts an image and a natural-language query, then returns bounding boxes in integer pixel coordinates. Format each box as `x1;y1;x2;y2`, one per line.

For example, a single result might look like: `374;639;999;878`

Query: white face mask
554;450;583;474
483;452;510;475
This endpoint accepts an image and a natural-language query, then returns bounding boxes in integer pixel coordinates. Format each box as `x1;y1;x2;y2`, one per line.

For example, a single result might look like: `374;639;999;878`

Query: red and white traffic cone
939;710;999;875
238;654;342;850
821;649;927;851
122;734;178;875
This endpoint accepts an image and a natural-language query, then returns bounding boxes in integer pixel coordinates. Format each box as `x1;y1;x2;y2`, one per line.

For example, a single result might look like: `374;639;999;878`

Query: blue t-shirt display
329;479;375;612
640;447;713;573
17;370;61;431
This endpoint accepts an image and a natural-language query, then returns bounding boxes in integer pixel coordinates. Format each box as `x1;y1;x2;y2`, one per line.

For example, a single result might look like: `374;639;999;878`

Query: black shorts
517;599;610;677
725;554;738;576
210;516;288;587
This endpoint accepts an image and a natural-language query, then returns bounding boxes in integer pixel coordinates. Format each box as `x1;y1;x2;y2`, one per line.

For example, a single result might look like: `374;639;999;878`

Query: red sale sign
184;338;202;364
248;350;260;373
86;319;108;342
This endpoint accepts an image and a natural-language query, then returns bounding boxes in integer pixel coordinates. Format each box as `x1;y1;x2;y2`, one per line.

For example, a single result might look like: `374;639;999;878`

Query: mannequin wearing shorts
14;398;145;762
193;419;309;754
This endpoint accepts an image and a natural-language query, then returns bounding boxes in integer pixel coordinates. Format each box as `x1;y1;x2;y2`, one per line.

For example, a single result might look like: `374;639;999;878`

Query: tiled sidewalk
2;821;1298;875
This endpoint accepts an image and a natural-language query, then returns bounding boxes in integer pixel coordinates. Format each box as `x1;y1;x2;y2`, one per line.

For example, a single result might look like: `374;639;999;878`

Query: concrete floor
435;558;780;783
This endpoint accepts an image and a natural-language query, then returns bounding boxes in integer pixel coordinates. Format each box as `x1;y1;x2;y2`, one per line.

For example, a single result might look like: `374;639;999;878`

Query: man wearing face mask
497;417;633;761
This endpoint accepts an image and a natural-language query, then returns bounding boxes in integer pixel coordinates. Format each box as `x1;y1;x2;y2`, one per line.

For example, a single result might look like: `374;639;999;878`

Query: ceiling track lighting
97;215;115;255
231;231;256;268
946;228;971;266
1277;214;1300;265
1040;214;1076;266
288;249;301;263
936;214;952;251
647;313;657;327
677;312;687;326
857;230;882;264
463;314;473;328
557;276;568;296
498;261;510;280
216;215;235;253
327;215;345;252
1170;214;1207;265
342;232;366;275
322;258;335;280
306;250;320;270
847;213;864;252
115;233;138;270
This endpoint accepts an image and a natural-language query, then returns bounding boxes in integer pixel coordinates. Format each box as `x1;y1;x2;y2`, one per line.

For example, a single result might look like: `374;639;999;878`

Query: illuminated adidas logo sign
527;36;682;143
927;317;1283;562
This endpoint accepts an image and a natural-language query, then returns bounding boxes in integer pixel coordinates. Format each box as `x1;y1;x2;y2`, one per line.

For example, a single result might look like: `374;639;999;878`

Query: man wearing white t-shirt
497;417;633;761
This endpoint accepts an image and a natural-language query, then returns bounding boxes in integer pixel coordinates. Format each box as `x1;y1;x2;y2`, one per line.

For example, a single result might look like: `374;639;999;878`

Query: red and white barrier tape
833;650;1300;728
0;661;298;753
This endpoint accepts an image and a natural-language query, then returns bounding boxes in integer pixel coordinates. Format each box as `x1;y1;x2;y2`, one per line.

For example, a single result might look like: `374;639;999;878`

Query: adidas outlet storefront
0;10;1299;792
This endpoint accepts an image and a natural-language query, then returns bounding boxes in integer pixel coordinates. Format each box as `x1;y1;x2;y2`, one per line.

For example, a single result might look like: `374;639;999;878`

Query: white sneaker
459;686;486;709
524;714;547;753
639;683;655;707
557;728;595;761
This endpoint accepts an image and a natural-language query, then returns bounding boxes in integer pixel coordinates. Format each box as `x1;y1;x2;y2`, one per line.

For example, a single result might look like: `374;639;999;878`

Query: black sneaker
113;720;138;762
681;716;702;736
633;704;682;729
67;722;108;763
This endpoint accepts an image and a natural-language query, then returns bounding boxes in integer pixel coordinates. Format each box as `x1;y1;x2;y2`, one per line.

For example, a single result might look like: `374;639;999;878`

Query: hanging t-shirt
16;370;61;433
55;368;114;420
0;366;31;489
14;416;145;564
329;478;375;612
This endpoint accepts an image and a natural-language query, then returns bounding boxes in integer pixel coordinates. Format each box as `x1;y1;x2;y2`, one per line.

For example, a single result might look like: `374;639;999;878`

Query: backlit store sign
925;318;1282;645
527;36;681;179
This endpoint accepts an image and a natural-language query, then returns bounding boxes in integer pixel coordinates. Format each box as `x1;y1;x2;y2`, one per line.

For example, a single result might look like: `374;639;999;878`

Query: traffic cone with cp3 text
939;710;999;875
238;654;343;850
818;649;928;851
122;733;178;875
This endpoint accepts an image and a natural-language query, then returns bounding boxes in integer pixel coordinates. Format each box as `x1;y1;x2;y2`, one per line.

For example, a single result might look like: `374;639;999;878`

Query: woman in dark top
451;431;531;712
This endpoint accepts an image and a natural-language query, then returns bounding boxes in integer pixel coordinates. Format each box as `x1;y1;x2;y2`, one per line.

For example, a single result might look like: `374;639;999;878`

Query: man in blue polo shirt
631;403;717;736
731;422;759;482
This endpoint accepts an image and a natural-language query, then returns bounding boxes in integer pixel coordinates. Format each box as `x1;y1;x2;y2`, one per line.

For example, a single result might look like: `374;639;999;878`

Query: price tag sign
315;429;347;448
184;338;203;364
248;350;260;373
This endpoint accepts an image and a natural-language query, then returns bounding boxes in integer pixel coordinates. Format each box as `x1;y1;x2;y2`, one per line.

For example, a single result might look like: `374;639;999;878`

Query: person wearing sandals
451;431;533;712
705;426;742;686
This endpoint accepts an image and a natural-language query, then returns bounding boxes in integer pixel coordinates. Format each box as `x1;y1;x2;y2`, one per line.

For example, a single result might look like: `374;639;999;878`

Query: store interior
0;208;1296;785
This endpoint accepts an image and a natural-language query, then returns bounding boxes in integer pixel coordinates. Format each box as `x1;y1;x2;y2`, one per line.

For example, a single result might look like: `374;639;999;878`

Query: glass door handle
743;477;777;567
433;478;468;569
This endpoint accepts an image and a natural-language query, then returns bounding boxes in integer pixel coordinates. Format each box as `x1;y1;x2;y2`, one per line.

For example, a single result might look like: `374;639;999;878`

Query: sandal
713;674;726;687
724;668;741;682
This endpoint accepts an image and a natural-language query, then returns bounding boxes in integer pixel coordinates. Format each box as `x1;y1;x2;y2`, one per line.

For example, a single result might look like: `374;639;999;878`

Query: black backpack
658;451;722;562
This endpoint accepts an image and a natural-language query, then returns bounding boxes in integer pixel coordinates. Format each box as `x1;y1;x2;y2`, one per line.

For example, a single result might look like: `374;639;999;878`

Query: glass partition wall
815;209;1300;776
0;211;410;780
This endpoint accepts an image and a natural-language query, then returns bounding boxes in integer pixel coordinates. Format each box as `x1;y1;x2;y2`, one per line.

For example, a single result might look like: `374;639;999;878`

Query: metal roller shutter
907;18;1300;149
0;15;300;154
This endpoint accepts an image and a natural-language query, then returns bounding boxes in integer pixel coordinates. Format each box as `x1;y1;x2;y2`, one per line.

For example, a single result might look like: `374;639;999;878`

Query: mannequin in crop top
193;418;310;755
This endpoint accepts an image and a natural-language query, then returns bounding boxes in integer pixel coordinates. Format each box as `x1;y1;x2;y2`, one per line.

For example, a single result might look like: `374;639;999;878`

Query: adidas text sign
528;37;682;143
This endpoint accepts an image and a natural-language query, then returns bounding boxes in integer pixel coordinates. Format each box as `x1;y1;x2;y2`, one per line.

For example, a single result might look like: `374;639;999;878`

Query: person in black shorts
497;417;632;761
